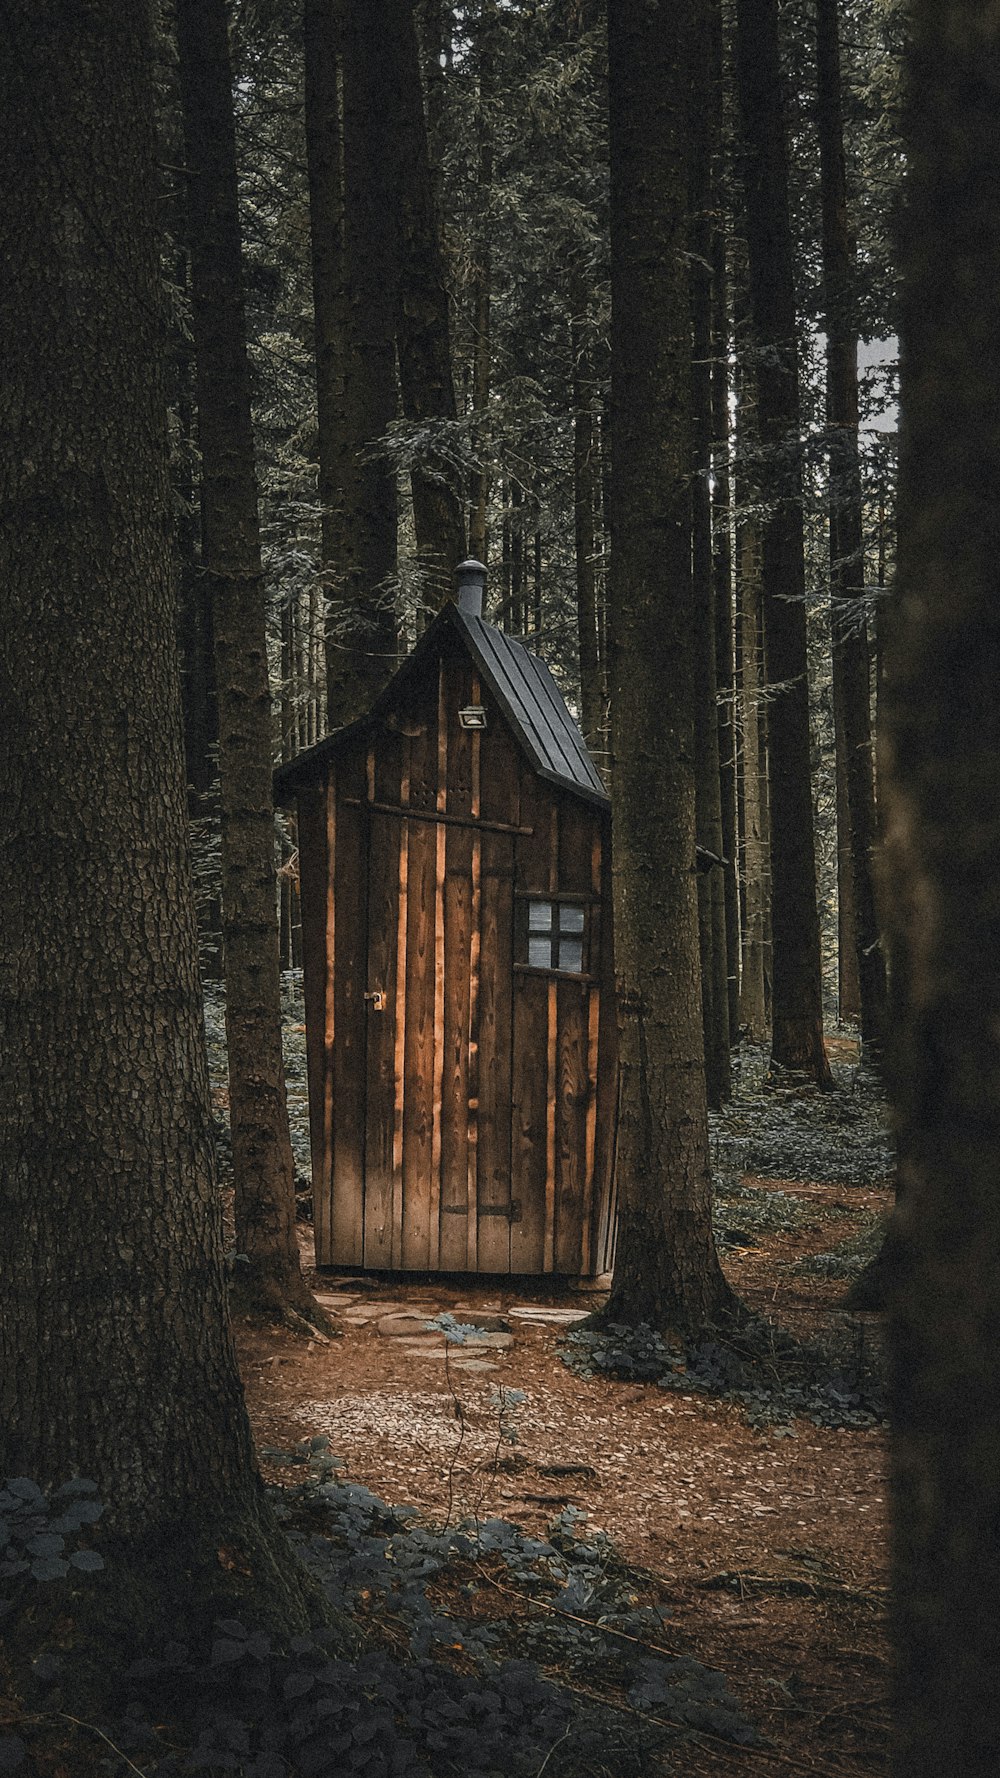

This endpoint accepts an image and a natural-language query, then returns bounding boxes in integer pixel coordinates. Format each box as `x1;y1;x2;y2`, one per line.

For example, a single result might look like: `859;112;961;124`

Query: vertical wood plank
320;770;337;1264
554;978;590;1273
544;977;558;1271
510;766;557;1272
390;742;411;1266
430;819;446;1268
509;974;549;1272
428;658;448;1268
331;743;367;1265
476;828;515;1272
402;814;435;1267
466;675;482;1270
439;819;473;1268
296;777;330;1261
364;809;398;1267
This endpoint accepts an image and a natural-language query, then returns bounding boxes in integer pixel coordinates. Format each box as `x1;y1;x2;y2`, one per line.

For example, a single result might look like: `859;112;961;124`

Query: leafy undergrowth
1;1471;757;1778
711;1044;895;1189
562;1311;886;1432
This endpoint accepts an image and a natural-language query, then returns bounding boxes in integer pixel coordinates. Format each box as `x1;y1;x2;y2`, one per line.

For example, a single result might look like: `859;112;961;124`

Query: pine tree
0;0;320;1641
602;0;733;1333
176;0;326;1326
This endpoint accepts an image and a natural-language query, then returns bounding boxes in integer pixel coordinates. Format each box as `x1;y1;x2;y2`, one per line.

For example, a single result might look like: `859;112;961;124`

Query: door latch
364;989;386;1012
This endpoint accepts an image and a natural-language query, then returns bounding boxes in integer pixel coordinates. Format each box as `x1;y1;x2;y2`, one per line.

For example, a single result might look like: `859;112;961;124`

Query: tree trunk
711;2;741;1047
303;0;348;704
735;0;831;1085
691;2;731;1107
603;0;733;1335
387;0;466;606
572;312;603;750
330;0;400;723
0;0;319;1643
886;7;1000;1769
816;0;887;1057
176;0;323;1324
737;518;771;1040
467;1;495;564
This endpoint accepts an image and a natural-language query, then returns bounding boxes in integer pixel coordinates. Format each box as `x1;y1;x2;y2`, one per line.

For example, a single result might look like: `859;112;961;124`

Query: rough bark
572;311;603;751
712;216;741;1046
0;0;319;1644
816;0;887;1056
386;0;467;606
884;7;1000;1770
735;0;831;1085
691;2;731;1107
737;519;771;1040
330;0;400;723
303;0;348;692
176;0;322;1324
603;0;733;1335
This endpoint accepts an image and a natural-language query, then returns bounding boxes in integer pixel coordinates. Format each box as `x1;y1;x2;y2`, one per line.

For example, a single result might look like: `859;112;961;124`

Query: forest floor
225;1018;895;1778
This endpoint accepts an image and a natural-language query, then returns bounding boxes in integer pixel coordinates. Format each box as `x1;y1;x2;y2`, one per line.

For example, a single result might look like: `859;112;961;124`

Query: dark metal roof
275;602;609;809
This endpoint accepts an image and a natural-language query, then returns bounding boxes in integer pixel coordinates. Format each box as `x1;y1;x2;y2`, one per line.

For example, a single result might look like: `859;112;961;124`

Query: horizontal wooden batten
513;962;598;985
342;795;533;838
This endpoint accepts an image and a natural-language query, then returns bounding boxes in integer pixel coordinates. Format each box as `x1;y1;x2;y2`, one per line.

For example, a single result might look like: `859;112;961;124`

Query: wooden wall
298;629;617;1274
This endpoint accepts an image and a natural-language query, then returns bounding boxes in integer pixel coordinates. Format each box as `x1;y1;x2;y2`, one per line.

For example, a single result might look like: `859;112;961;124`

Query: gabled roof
274;601;609;809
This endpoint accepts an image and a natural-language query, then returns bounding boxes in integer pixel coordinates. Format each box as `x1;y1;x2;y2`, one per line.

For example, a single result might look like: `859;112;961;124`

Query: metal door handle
364;989;386;1012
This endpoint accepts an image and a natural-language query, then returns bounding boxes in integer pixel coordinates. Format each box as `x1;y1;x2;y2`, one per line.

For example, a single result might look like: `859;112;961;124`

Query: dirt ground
237;1167;894;1778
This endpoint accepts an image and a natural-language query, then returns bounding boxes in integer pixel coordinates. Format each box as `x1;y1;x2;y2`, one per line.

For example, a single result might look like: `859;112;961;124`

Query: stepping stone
398;1341;449;1360
378;1314;438;1338
451;1357;499;1373
507;1306;589;1325
448;1313;510;1333
466;1331;513;1349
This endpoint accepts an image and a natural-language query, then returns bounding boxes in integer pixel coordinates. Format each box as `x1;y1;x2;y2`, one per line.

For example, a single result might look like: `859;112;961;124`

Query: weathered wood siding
299;628;617;1273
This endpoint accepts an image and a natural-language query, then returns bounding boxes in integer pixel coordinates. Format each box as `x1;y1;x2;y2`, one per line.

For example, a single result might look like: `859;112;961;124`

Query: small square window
521;900;588;974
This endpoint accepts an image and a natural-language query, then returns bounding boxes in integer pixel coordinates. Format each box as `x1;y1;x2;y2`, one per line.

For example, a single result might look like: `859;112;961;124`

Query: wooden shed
275;561;617;1277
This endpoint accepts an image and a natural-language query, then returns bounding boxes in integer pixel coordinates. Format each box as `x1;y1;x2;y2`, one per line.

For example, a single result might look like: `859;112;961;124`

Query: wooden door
361;806;518;1271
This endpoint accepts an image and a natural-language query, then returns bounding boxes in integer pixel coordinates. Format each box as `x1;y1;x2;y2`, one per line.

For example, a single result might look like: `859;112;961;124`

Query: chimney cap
455;557;487;618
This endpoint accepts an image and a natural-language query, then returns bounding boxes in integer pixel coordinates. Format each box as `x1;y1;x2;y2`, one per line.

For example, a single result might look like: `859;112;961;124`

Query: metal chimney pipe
455;557;487;619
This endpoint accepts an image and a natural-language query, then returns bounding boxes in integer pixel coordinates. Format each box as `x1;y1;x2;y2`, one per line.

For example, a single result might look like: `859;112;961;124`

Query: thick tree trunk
572;312;603;750
603;0;733;1335
691;3;731;1107
712;255;741;1047
176;0;322;1324
303;0;348;696
885;7;1000;1769
0;0;318;1641
387;0;466;606
816;0;887;1057
330;0;400;723
736;0;831;1085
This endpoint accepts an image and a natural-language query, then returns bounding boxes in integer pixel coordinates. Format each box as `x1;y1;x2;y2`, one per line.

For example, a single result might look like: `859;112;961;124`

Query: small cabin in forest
275;560;617;1278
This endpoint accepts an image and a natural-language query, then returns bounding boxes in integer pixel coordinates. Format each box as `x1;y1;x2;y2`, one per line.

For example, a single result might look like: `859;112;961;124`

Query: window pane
528;901;552;931
559;937;584;974
559;904;585;934
529;935;552;968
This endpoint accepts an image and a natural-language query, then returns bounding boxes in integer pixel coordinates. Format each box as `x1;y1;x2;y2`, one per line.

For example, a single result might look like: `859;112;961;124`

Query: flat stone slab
507;1306;590;1326
378;1314;441;1338
451;1357;500;1373
398;1341;449;1360
445;1313;510;1333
